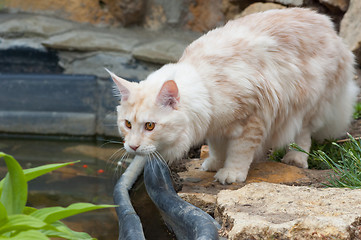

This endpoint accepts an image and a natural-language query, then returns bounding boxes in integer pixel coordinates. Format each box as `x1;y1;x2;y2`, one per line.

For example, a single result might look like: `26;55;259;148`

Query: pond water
0;136;174;240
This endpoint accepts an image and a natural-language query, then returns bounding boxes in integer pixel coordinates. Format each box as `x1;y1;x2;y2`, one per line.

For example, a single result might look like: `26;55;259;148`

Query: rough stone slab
4;0;116;26
266;0;304;6
236;2;286;18
216;182;361;239
178;192;217;216
132;39;187;64
42;30;140;53
59;51;156;80
0;37;46;51
319;0;349;11
178;159;318;196
340;0;361;65
0;15;74;37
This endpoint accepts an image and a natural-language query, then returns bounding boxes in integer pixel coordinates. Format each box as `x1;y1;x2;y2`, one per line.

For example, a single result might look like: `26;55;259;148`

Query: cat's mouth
125;144;157;156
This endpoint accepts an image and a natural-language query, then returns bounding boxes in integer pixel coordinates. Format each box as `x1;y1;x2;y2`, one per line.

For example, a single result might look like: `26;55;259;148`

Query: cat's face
107;69;186;157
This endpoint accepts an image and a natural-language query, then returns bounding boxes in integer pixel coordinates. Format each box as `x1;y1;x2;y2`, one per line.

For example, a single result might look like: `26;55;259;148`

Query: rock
0;15;74;38
216;182;361;239
221;0;242;21
144;0;185;30
178;192;217;216
178;158;319;195
132;39;187;64
236;2;286;18
200;145;209;160
143;3;167;30
4;0;116;26
0;38;46;51
59;51;155;79
42;30;140;53
246;161;309;184
319;0;349;11
186;0;225;32
265;0;304;6
103;0;146;26
340;0;361;65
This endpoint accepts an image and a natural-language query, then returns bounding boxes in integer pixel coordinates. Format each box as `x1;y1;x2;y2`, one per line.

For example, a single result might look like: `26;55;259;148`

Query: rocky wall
2;0;360;63
0;0;360;137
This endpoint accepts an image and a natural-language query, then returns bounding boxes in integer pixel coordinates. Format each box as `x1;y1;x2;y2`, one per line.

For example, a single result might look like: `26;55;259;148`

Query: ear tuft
105;68;131;101
156;80;180;109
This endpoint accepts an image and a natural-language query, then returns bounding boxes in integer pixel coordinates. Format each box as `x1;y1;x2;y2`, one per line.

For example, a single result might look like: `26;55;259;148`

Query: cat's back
180;8;342;65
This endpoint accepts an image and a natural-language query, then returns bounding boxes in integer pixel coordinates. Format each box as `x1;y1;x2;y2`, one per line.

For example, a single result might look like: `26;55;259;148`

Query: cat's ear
157;80;180;109
105;68;132;101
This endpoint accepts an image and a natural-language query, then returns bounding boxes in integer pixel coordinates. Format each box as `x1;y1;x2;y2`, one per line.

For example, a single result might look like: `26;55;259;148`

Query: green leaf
0;202;7;227
0;161;79;190
22;161;80;183
41;221;95;240
0;153;27;215
0;230;49;240
22;207;37;215
0;214;47;235
30;202;115;224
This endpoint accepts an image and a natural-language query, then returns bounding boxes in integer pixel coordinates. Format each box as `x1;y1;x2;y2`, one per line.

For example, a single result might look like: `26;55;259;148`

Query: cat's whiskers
106;147;125;169
99;139;123;148
148;152;157;177
150;151;171;180
154;150;171;172
111;149;130;179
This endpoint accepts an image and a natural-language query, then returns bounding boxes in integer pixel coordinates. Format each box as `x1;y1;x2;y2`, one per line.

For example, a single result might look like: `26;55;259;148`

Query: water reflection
0;137;174;240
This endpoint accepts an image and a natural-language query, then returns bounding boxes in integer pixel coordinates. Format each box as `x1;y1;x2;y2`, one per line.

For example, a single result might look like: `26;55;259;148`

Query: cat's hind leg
215;116;265;184
281;127;311;168
201;137;227;172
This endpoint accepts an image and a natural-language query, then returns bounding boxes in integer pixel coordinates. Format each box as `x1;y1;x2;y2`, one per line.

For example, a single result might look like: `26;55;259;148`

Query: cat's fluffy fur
109;8;359;184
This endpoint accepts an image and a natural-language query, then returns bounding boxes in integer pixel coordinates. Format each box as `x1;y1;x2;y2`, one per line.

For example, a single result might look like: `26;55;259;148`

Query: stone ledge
132;39;187;65
177;157;360;240
42;30;140;53
0;15;74;38
216;182;361;239
0;13;200;71
0;74;119;137
0;111;96;135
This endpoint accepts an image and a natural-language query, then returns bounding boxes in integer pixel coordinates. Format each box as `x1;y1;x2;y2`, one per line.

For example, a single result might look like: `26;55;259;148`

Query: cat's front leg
201;137;228;172
215;116;264;184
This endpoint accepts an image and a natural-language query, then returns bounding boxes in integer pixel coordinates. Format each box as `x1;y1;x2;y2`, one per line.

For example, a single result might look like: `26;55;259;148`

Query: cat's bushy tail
313;79;359;141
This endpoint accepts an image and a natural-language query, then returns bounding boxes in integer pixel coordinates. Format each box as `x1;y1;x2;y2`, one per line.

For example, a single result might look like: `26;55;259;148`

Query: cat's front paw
214;168;247;184
201;157;223;172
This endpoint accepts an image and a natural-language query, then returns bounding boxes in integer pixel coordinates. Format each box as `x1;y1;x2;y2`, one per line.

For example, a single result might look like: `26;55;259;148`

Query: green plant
269;141;334;170
290;133;361;189
0;152;115;240
353;102;361;120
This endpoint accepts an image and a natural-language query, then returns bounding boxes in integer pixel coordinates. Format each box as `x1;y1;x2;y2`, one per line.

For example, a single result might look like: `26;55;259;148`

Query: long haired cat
108;8;359;184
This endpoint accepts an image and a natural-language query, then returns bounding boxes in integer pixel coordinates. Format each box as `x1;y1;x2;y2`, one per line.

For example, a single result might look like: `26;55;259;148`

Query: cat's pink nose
130;145;139;151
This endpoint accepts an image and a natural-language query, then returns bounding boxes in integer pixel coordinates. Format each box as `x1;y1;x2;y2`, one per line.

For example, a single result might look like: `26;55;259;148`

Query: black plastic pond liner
114;156;221;240
113;156;146;240
113;178;146;240
144;159;220;240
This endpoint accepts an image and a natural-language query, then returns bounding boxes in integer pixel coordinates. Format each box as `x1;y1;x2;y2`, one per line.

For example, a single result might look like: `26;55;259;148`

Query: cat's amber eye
125;120;132;129
145;122;155;131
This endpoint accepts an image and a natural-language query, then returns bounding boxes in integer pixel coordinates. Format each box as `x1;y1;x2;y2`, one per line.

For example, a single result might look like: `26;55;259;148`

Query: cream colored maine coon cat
107;8;359;184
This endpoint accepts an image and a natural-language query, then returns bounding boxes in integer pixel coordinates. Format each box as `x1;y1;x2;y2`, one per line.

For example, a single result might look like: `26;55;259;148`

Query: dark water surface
0;137;173;240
